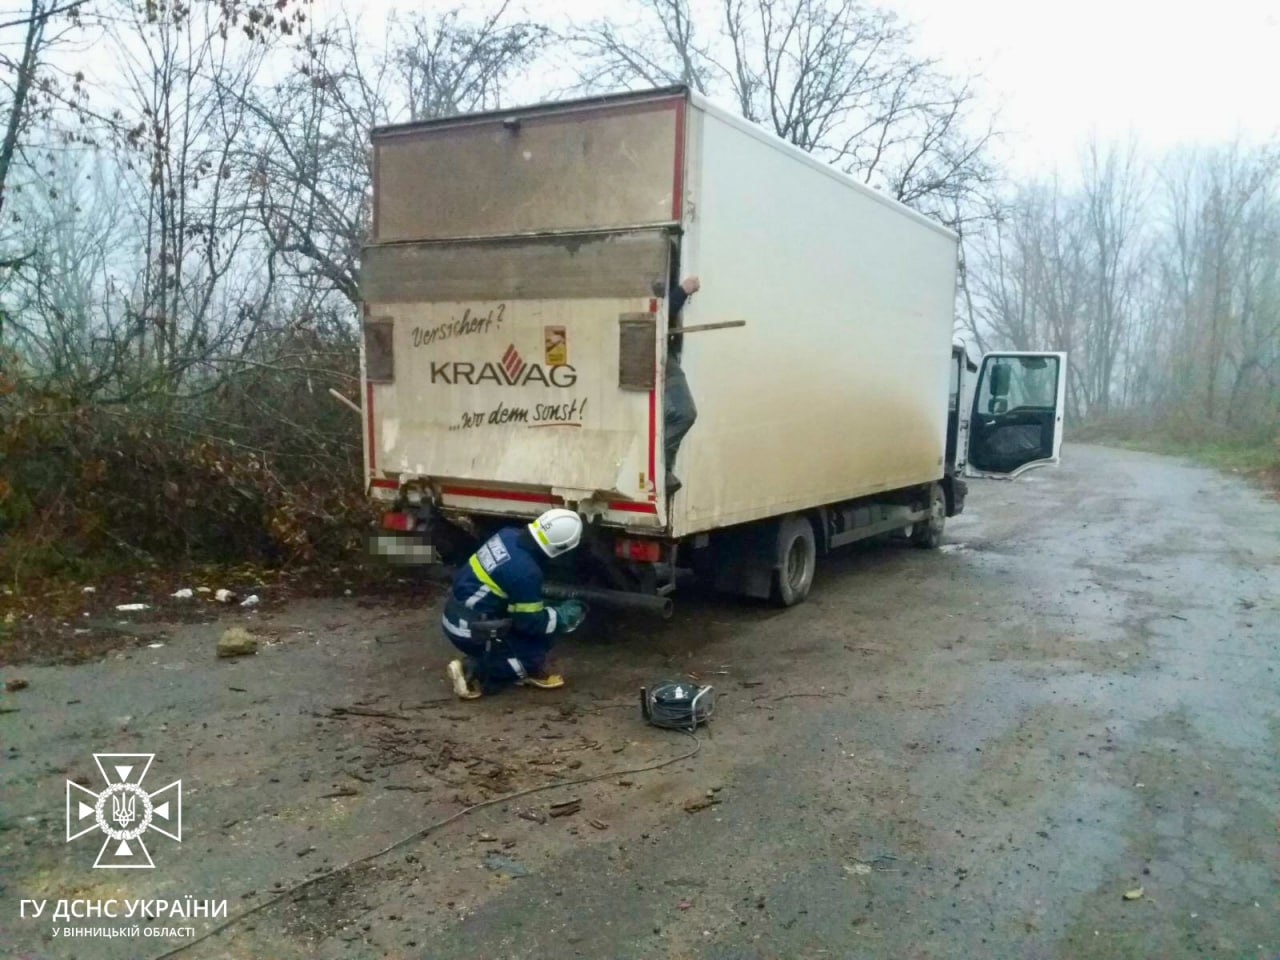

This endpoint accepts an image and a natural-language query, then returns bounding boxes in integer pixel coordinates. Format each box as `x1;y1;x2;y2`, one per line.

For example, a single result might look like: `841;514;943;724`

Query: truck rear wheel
772;515;816;606
911;483;946;549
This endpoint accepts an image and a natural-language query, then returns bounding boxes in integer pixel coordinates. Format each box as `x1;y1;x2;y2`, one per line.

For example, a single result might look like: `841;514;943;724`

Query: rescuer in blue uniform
443;508;588;699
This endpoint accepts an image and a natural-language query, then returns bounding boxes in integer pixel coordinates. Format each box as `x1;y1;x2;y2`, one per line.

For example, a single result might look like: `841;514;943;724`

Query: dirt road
3;445;1278;960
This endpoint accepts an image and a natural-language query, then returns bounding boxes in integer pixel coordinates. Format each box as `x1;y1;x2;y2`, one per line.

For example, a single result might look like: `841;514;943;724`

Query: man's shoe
447;659;482;700
519;672;566;690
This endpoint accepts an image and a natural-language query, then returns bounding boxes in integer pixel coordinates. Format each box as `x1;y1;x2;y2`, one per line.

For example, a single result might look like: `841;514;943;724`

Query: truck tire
911;483;946;549
772;515;817;607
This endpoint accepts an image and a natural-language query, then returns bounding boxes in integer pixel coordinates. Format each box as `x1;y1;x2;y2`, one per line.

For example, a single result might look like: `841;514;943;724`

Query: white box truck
361;87;1066;614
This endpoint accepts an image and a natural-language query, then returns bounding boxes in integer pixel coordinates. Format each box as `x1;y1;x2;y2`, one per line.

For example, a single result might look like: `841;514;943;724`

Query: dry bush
0;325;371;589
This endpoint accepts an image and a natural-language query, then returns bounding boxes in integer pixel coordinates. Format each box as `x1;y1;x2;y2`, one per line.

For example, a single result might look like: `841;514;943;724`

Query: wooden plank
667;321;747;336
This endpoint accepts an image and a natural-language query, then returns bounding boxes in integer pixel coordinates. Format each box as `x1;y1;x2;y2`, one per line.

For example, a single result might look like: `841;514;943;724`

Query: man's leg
442;629;485;699
477;641;525;691
504;633;562;689
663;358;698;493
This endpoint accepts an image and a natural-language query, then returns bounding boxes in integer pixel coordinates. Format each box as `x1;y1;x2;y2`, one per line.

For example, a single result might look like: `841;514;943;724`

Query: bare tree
396;3;549;122
236;18;390;309
104;0;260;385
1156;144;1280;430
573;0;997;224
240;4;549;308
0;0;96;266
970;140;1280;438
964;180;1094;418
573;0;711;92
1;152;137;395
1079;141;1145;415
2;0;296;260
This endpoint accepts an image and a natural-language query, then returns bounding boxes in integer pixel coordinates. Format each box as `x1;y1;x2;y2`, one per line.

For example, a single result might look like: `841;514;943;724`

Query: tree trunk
0;1;46;223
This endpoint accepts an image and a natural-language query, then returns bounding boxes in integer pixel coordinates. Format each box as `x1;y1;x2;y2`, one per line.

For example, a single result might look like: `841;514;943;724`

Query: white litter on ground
171;588;194;599
115;603;150;612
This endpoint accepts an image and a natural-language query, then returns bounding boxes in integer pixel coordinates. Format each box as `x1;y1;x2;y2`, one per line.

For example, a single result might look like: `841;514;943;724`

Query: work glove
553;599;588;633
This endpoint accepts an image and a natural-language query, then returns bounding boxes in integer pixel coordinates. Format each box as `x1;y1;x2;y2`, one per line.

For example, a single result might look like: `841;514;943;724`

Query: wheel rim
786;537;809;591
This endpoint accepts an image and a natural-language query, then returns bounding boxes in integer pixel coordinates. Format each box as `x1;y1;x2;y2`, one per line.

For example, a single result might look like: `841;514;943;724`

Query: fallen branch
328;706;413;722
319;787;359;799
548;799;582;818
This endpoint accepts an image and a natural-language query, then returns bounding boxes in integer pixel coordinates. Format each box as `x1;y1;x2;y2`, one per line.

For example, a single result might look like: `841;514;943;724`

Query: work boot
519;671;566;690
447;659;482;700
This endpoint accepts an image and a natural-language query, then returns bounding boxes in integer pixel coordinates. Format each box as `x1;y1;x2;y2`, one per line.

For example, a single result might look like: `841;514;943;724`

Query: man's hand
553;599;588;633
680;276;701;295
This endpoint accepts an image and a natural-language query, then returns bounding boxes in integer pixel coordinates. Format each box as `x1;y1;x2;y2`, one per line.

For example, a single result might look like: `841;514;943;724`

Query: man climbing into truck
665;275;701;494
442;508;589;699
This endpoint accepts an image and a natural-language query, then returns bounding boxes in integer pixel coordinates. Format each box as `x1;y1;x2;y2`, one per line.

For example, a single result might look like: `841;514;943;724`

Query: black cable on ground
642;680;716;731
150;732;701;960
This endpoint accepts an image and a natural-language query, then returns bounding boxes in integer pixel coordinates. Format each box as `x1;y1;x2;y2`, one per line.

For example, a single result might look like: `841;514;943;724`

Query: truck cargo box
361;87;959;539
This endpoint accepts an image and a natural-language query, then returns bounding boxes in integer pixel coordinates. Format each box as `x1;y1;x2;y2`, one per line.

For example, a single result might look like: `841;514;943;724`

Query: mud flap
710;524;776;600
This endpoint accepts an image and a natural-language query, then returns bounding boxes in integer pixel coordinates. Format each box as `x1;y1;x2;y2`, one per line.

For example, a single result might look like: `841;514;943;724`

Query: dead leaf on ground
682;796;722;813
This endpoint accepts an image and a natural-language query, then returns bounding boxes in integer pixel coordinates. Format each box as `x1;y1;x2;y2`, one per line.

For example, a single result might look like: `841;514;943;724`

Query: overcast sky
313;0;1280;176
886;0;1279;172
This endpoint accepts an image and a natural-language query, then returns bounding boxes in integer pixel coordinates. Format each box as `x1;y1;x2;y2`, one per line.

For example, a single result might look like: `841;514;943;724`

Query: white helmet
528;508;583;558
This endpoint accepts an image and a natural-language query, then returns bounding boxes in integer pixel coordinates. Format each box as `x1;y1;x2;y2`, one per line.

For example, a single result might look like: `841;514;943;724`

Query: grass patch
1092;437;1276;472
1071;416;1279;490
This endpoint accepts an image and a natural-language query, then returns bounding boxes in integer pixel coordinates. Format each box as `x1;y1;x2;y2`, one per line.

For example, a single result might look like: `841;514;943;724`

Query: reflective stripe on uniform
464;585;491;609
469;554;508;599
509;600;545;613
441;614;472;639
544;606;558;634
507;657;527;679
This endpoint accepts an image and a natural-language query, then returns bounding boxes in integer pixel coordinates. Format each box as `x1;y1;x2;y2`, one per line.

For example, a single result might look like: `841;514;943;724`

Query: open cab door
964;352;1067;479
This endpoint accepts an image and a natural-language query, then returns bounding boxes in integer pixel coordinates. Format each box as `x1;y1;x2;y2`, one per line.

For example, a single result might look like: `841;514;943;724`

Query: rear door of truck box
362;90;689;530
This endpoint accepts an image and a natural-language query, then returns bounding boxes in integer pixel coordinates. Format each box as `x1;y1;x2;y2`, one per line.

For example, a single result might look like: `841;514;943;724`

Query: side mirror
989;362;1011;398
